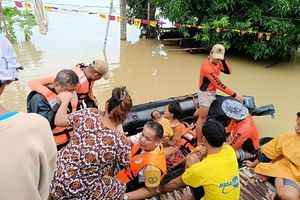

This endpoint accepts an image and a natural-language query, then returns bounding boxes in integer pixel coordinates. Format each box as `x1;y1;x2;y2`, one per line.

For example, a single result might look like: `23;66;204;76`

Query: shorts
197;91;216;107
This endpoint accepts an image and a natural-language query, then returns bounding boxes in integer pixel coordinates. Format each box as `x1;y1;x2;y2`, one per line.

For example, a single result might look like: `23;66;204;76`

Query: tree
127;0;157;38
133;0;300;60
0;5;36;42
127;0;156;19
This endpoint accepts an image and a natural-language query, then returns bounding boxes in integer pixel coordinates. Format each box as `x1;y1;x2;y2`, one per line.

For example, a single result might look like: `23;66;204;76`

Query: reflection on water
1;9;300;137
14;42;44;69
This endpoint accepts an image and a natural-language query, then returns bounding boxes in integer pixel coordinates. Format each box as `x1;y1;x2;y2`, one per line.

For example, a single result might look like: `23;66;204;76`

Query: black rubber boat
122;93;275;135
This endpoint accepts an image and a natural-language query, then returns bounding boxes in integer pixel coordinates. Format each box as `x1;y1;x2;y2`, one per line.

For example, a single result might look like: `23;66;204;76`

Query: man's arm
126;176;186;200
220;60;231;74
54;92;74;127
126;187;159;200
27;76;55;97
27;76;58;108
244;148;272;168
159;176;186;193
206;72;235;96
206;72;244;102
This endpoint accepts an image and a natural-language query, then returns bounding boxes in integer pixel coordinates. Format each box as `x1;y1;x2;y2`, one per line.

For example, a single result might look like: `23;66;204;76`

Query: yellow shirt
182;145;240;200
255;133;300;184
159;117;174;138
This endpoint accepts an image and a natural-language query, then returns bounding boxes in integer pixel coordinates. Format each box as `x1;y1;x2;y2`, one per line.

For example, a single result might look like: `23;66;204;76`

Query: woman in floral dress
49;87;133;200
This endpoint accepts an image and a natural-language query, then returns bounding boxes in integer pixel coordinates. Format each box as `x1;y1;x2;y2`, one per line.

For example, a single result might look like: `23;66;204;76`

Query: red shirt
227;116;260;151
198;58;235;96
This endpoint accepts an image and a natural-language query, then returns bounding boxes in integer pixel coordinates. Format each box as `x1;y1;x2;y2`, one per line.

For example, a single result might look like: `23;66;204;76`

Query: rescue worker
27;59;108;110
195;44;243;146
126;119;240;200
27;69;79;150
117;121;167;199
222;99;260;161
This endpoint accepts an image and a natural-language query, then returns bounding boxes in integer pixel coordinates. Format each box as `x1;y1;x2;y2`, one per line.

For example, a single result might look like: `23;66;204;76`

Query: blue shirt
0;111;18;121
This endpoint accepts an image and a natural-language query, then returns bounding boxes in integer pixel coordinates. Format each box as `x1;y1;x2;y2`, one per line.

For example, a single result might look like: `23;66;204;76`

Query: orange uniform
27;66;96;110
117;144;166;185
171;122;196;152
198;58;236;96
27;66;95;149
27;89;73;149
227;115;260;152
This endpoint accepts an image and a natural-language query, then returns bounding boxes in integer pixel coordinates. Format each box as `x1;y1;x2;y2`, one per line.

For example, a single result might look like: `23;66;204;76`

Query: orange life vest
46;91;74;149
28;67;95;109
117;144;167;184
28;76;78;113
52;126;72;149
26;89;74;149
172;122;197;152
72;67;96;101
178;129;197;152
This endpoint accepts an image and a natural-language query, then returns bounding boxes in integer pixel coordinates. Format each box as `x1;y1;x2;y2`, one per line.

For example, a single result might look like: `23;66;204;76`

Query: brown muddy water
1;11;300;137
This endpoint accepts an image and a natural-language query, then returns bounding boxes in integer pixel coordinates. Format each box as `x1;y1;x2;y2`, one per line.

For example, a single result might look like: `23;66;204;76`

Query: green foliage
247;41;274;60
129;0;300;60
127;0;148;19
157;0;300;60
1;7;36;42
127;0;157;19
211;16;230;29
154;0;191;22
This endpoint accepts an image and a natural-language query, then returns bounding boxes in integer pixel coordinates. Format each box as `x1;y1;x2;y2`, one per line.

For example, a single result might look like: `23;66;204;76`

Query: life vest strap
116;169;134;184
52;127;71;148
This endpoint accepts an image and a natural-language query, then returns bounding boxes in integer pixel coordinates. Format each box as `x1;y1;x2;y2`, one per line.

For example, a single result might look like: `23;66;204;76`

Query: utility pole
120;0;127;40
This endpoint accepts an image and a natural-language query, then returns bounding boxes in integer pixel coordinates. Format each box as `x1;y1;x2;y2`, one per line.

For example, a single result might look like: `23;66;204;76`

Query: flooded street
1;5;300;137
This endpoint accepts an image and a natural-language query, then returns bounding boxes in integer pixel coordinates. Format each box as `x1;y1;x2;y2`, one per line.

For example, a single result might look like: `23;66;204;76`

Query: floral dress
49;109;131;200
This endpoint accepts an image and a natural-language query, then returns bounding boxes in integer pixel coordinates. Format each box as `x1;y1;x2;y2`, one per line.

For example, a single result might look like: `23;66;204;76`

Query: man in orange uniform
117;121;167;200
149;119;240;200
195;44;244;144
28;59;108;110
27;70;79;149
222;99;260;161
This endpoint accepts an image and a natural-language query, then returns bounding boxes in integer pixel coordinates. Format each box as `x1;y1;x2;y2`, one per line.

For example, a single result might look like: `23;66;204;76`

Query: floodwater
1;1;300;137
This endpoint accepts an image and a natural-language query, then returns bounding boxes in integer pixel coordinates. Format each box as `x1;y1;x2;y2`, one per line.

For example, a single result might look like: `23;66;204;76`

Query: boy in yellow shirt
159;119;240;200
